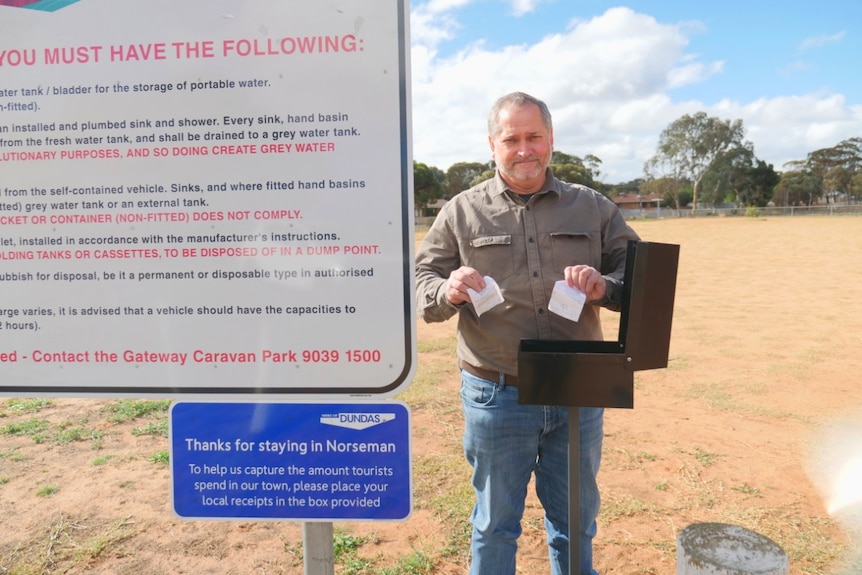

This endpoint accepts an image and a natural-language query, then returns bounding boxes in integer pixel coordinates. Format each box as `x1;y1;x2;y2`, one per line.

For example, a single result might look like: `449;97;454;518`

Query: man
415;92;639;575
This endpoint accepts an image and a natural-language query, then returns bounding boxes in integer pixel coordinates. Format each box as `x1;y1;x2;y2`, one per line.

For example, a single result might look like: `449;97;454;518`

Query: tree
807;138;862;175
640;177;689;212
774;170;820;206
413;161;444;214
470;169;495;187
852;172;862;203
823;165;852;203
608;178;645;198
700;145;754;206
646;112;748;214
550;151;605;192
735;159;779;207
443;162;487;199
583;154;603;182
643;152;687;210
803;137;861;203
700;146;778;207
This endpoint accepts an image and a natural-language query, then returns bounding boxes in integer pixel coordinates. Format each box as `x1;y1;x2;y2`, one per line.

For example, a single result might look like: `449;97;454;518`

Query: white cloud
667;58;725;89
411;7;715;180
410;5;461;49
713;94;862;170
509;0;547;17
800;31;846;51
409;6;862;182
425;0;474;11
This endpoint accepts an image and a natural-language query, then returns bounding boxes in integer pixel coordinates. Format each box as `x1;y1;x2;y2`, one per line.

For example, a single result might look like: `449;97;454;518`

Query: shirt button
538;308;545;315
532;271;539;277
528;237;534;243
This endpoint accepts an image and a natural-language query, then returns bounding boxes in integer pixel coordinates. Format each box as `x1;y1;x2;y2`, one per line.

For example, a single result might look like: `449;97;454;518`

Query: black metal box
517;240;680;408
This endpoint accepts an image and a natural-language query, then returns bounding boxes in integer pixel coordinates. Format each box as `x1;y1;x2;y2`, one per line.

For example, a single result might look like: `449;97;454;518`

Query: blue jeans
460;369;603;575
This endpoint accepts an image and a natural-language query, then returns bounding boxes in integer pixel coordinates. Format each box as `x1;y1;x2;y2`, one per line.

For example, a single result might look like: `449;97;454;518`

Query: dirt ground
2;216;861;575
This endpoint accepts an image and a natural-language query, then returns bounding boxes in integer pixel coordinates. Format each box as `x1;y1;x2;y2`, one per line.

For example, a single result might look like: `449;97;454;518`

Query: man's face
489;102;553;194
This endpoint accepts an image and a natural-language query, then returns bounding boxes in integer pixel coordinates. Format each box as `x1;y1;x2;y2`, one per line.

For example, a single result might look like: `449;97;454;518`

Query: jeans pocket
460;371;498;407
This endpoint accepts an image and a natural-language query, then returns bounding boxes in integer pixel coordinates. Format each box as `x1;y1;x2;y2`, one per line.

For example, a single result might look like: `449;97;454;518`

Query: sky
409;0;862;184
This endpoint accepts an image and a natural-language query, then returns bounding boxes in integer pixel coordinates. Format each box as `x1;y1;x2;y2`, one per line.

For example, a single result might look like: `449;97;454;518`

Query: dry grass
1;215;860;575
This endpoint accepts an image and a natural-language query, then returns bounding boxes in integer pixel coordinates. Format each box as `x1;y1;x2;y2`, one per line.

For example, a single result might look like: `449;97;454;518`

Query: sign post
0;0;415;398
170;401;412;575
2;3;414;574
170;402;412;521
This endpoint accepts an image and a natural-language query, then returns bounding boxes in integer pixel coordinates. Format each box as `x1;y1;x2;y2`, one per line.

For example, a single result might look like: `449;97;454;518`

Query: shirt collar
494;168;558;199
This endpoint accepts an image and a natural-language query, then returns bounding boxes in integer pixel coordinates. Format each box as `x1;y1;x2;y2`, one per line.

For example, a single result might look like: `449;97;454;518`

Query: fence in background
622;203;862;220
416;204;862;231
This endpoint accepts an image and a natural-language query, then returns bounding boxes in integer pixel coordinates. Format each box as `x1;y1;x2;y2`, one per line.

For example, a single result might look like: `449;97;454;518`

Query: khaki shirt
415;169;640;376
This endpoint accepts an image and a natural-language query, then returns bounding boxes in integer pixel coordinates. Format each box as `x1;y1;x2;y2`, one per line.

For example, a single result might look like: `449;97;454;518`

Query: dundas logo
0;0;83;12
320;412;396;430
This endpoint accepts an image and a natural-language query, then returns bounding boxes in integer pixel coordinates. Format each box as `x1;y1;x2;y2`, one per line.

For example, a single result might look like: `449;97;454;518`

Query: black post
517;241;680;575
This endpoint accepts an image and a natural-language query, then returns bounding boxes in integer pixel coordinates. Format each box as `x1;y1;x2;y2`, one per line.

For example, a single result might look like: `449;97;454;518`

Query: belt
460;361;518;387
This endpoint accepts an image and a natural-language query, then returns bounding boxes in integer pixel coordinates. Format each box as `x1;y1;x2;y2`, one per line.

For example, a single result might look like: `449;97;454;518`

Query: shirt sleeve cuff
594;276;624;312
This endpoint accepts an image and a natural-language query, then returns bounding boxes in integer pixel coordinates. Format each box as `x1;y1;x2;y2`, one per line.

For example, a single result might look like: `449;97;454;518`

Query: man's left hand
564;265;606;302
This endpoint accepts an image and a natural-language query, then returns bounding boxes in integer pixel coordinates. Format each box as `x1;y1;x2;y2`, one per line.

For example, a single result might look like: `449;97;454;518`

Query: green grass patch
148;450;169;464
682;381;738;411
67;517;136;566
2;514;138;574
325;530;437;575
682;381;798;420
131;420;168;437
693;446;721;467
412;455;472;561
378;550;434;575
340;555;376;575
732;483;761;497
92;455;115;466
599;493;657;523
6;397;52;414
104;399;171;423
53;425;105;445
0;447;26;462
36;484;60;497
416;336;458;355
333;531;376;575
334;530;375;557
401;357;454;406
1;417;50;439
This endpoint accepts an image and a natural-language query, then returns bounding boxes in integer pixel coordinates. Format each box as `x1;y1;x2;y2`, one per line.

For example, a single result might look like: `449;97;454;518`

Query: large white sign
0;0;415;397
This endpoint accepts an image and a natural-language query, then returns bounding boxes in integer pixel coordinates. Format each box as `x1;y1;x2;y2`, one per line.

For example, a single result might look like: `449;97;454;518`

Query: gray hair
487;92;553;137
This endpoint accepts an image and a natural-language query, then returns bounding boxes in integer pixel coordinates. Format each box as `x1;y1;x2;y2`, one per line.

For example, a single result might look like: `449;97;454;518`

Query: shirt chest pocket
467;234;515;281
550;231;595;271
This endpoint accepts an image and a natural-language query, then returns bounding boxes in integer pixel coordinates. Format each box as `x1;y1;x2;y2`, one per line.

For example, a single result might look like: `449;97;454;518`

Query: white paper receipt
467;276;504;317
548;280;587;322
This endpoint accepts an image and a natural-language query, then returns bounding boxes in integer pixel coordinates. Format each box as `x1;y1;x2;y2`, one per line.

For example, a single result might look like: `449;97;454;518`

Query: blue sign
170;402;411;520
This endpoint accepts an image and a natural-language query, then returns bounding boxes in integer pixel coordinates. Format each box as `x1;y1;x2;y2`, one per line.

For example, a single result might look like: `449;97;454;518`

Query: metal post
303;522;334;575
569;407;580;575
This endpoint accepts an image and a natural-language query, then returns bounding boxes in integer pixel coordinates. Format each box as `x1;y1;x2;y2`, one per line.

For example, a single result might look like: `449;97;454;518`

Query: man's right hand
446;266;486;305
